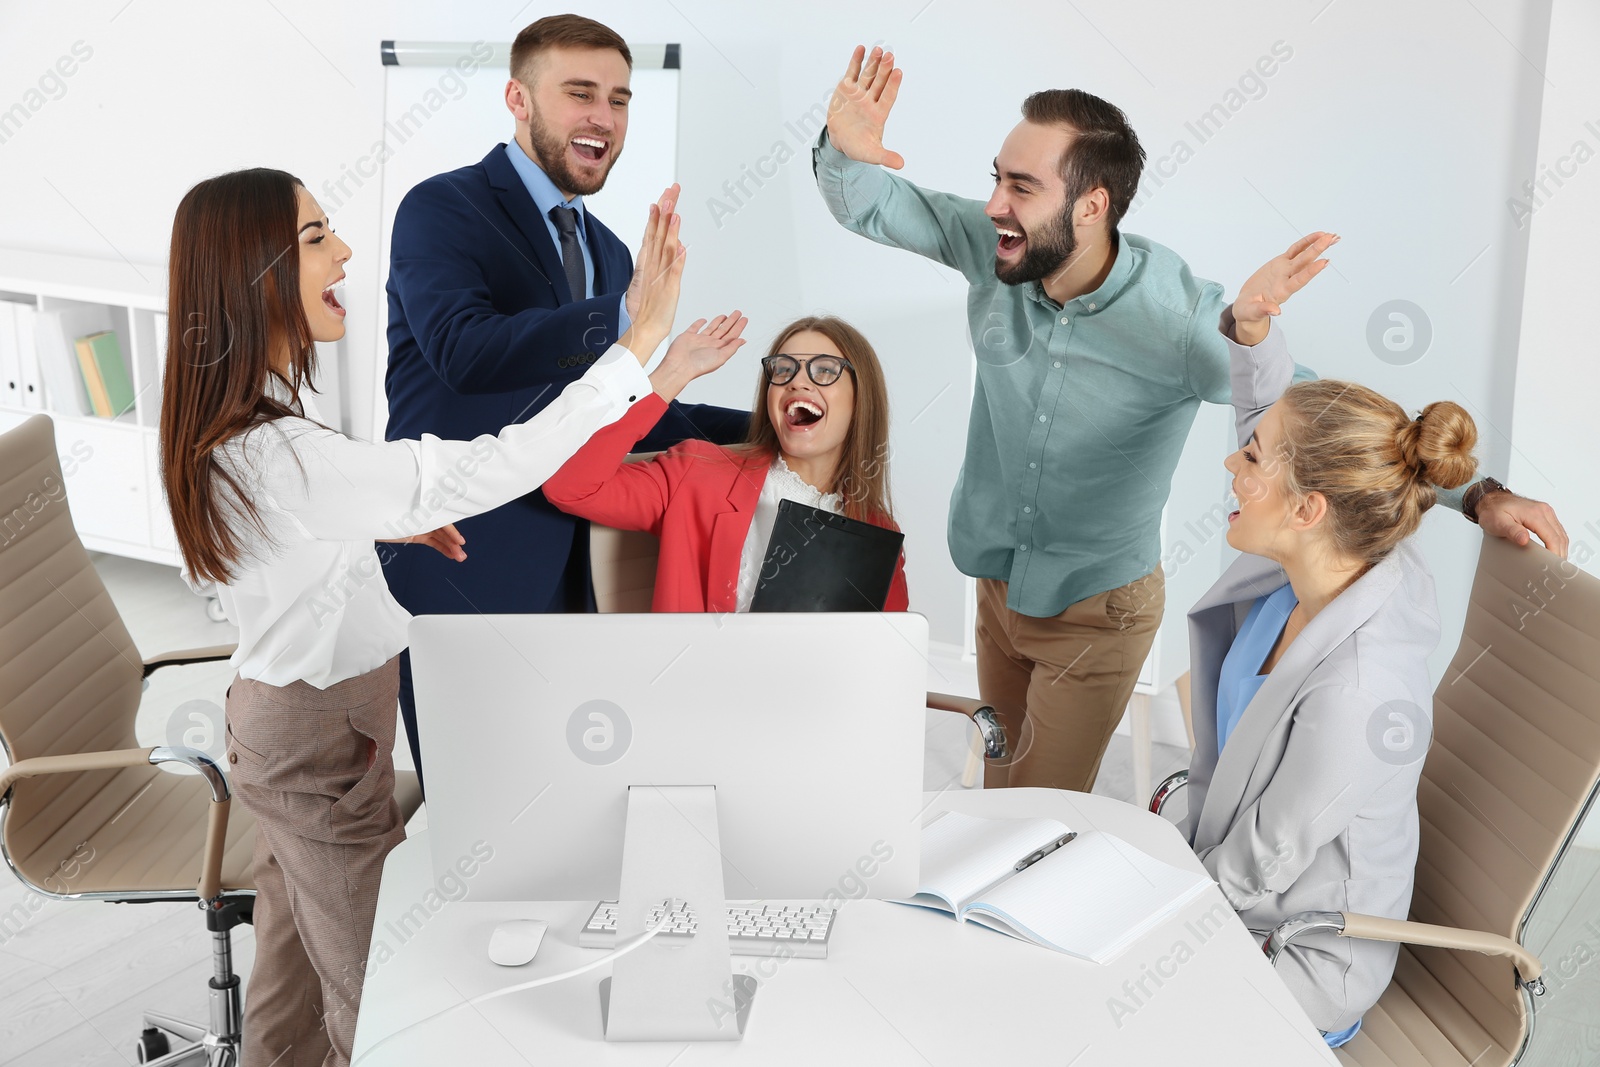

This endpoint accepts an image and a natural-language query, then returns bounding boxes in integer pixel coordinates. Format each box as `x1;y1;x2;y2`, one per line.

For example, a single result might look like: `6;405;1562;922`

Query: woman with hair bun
1180;233;1484;1049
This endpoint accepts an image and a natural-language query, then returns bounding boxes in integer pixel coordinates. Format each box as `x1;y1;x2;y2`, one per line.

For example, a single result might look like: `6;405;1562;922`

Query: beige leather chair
0;415;422;1066
1152;536;1600;1065
588;485;1007;772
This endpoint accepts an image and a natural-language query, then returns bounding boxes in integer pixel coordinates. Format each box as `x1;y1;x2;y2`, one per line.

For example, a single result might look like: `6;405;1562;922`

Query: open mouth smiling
995;224;1025;256
322;276;346;316
571;136;608;162
784;398;824;429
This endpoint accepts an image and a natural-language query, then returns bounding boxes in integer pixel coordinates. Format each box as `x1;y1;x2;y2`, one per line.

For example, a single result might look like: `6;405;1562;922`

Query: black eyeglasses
762;353;855;387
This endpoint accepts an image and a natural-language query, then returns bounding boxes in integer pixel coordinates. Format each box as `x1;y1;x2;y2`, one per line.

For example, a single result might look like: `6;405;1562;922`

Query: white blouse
187;343;652;688
734;457;843;612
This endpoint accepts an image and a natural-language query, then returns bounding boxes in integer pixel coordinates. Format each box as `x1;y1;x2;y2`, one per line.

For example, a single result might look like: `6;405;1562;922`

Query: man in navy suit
384;14;747;792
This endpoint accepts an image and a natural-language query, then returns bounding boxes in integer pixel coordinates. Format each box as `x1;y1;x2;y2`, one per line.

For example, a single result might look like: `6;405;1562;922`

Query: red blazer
545;395;910;614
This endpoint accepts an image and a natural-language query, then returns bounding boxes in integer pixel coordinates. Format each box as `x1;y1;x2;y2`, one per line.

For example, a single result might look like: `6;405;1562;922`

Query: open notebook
896;811;1213;964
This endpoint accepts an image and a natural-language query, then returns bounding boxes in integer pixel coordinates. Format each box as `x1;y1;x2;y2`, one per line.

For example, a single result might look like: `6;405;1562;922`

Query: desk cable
351;905;673;1065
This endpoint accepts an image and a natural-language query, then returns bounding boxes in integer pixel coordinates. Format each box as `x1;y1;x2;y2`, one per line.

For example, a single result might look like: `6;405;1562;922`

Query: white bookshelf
0;247;178;567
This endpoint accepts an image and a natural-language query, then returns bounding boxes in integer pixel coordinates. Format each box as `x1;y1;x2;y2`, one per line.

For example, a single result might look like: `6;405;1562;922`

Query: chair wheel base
136;1027;171;1063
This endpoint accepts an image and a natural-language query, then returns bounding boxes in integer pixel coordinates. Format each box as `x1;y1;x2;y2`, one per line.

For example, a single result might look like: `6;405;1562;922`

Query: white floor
6;555;1593;1064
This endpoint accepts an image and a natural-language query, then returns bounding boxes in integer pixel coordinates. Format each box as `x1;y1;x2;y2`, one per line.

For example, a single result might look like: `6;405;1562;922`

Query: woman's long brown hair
159;168;318;583
740;316;895;524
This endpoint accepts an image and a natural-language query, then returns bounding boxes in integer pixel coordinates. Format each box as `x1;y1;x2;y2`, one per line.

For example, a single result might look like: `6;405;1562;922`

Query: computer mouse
488;919;548;966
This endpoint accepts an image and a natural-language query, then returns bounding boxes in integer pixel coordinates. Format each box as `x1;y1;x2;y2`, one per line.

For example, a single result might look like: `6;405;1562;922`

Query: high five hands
1230;231;1570;556
617;185;748;399
651;312;750;400
619;185;687;364
828;45;905;170
1230;231;1339;347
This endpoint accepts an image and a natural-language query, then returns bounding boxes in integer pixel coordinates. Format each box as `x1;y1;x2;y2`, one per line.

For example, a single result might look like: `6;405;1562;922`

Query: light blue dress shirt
1215;580;1361;1049
503;142;629;331
1215;581;1296;751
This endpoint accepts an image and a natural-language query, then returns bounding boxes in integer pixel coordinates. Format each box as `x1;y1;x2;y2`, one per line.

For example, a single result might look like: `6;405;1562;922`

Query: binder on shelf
74;330;136;419
153;311;168;364
14;303;42;410
0;301;18;409
35;310;90;416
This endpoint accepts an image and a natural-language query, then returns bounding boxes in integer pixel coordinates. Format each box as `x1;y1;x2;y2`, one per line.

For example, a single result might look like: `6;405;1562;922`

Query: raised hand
624;184;681;327
827;45;905;170
651;312;749;401
618;193;686;365
1230;231;1338;345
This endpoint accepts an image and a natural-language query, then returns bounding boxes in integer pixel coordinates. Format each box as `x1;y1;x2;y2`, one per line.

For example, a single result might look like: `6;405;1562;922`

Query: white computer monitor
408;612;927;904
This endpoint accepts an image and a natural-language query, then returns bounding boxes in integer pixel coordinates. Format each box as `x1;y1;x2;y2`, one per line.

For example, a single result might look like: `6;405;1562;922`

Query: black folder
749;499;905;612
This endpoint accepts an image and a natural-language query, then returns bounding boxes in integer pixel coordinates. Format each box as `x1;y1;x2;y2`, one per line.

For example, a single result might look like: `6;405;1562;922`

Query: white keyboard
579;900;836;959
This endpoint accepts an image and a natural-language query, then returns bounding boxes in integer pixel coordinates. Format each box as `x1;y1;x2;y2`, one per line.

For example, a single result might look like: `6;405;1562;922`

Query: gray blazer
1182;316;1440;1032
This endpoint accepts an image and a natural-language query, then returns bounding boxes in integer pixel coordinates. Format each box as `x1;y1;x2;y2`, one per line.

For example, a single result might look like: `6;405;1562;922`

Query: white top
186;344;652;689
734;457;843;612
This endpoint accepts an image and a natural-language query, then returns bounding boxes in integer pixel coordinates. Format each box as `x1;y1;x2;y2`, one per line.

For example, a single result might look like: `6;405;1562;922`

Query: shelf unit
0;247;177;567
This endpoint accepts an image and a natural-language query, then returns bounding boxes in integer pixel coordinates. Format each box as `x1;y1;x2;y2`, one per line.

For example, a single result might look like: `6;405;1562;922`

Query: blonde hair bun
1399;400;1478;490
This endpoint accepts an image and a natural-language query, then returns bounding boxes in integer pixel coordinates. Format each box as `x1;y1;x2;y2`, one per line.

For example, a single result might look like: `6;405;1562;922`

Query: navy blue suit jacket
383;145;748;617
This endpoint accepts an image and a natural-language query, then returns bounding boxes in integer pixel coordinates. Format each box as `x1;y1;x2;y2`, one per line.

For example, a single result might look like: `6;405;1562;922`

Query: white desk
351;789;1338;1065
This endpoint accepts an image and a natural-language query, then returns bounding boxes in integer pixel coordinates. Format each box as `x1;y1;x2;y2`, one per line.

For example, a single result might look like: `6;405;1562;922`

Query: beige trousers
976;568;1164;792
225;658;406;1067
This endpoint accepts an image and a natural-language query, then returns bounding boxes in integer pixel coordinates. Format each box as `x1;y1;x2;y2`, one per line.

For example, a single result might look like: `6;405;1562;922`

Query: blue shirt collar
505;141;587;235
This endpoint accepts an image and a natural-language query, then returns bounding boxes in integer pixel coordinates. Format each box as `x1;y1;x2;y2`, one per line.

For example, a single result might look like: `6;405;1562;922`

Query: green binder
75;330;135;418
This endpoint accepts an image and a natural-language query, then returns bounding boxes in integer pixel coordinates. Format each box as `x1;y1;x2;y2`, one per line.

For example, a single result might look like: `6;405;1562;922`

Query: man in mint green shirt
816;46;1568;792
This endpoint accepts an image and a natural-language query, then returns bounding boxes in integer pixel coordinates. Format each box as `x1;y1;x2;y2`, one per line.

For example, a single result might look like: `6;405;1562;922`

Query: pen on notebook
1015;831;1078;872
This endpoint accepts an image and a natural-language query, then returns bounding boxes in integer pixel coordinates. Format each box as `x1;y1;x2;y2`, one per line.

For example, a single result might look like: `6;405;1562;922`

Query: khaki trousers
225;658;406;1067
976;569;1164;792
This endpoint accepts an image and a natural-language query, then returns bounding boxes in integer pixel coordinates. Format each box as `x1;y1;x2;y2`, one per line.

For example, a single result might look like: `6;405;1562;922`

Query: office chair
587;489;1007;780
1152;536;1600;1066
0;415;423;1066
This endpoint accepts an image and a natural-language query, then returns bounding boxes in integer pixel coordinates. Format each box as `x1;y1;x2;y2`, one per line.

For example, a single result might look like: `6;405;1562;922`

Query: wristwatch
1462;476;1511;525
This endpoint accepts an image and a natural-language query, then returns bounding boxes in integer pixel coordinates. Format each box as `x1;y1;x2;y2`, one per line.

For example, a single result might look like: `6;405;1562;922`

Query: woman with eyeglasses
544;315;908;611
158;168;741;1067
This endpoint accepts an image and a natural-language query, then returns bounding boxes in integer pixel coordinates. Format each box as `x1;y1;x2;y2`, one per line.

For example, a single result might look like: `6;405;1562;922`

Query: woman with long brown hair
543;314;909;612
159;167;740;1067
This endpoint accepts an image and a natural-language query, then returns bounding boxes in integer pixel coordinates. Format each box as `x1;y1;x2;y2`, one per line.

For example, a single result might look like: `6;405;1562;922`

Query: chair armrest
142;644;238;678
149;747;233;902
925;692;1008;760
926;692;985;717
0;747;157;798
1266;910;1546;993
1149;770;1189;814
0;746;234;903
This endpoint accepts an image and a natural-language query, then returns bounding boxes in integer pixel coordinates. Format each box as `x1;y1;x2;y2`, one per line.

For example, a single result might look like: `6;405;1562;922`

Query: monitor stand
599;785;756;1041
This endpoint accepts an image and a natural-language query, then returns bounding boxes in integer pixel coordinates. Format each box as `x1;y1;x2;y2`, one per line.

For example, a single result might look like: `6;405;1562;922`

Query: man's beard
994;201;1077;287
528;109;620;197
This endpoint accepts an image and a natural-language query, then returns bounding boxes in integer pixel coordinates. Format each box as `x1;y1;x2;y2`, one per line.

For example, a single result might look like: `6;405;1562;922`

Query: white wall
1510;0;1600;575
0;0;1559;660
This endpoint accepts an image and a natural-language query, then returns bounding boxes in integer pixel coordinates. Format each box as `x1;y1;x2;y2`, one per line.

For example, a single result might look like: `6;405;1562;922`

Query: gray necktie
548;205;588;303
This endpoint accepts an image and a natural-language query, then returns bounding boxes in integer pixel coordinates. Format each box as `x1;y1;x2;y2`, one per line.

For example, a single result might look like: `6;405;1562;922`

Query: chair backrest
0;416;146;881
587;452;662;615
1414;535;1600;1052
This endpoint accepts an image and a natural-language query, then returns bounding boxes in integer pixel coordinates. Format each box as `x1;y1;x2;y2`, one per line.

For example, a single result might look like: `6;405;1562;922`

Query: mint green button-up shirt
814;133;1314;618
